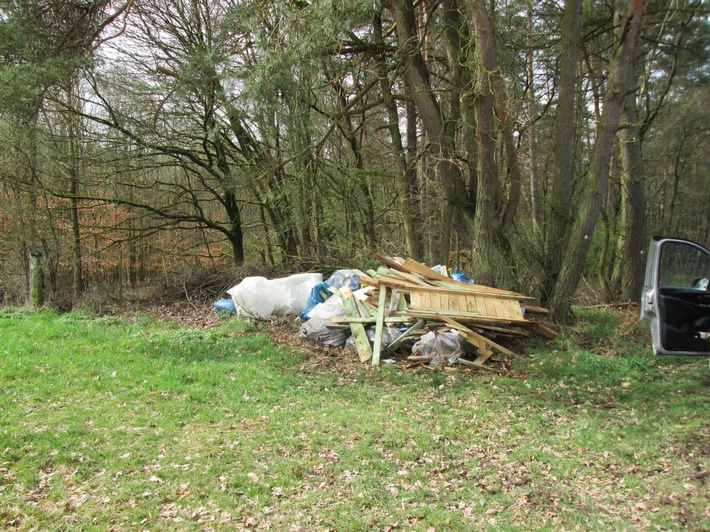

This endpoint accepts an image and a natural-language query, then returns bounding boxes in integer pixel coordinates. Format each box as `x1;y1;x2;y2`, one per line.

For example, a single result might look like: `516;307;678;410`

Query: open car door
641;236;710;356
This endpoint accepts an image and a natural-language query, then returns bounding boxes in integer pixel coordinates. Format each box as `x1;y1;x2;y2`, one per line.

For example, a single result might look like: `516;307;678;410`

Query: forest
0;0;708;322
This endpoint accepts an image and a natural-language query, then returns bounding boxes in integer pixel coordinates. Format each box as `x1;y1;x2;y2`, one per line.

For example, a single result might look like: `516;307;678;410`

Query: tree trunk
489;49;522;231
549;0;645;322
543;0;583;304
390;0;471;264
466;0;512;287
614;96;647;301
526;3;542;234
29;250;42;309
374;12;422;261
64;85;85;300
224;190;245;265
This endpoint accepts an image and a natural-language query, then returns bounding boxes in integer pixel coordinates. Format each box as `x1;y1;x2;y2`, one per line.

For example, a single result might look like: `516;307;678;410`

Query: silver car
641;236;710;356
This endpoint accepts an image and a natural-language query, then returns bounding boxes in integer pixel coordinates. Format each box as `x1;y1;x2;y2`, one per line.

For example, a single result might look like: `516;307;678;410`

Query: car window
658;241;710;289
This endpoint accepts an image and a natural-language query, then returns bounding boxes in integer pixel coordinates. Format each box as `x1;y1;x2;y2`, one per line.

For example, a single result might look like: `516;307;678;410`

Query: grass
0;306;708;530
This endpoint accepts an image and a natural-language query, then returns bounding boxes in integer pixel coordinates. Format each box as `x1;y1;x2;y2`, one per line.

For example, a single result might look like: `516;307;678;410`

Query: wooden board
402;258;526;296
370;252;407;272
404;309;516;326
408;288;524;321
519;320;558;340
340;287;373;363
371;286;388;366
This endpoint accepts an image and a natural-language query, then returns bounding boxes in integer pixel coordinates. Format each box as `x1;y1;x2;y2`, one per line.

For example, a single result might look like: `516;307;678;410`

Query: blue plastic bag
213;298;236;312
452;269;475;284
299;282;331;321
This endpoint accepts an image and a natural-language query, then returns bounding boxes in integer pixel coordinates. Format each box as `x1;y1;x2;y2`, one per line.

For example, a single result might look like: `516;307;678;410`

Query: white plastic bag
227;273;322;319
307;294;345;320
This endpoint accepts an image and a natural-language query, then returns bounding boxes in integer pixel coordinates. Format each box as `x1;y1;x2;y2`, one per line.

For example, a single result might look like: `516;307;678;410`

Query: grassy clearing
0;306;708;530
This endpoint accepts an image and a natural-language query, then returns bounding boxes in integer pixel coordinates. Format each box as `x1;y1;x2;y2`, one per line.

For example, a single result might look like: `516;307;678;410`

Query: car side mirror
691;277;709;290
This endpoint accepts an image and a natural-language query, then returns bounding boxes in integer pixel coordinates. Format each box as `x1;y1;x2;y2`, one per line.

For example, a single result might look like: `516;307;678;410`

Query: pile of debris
220;253;557;371
332;254;555;370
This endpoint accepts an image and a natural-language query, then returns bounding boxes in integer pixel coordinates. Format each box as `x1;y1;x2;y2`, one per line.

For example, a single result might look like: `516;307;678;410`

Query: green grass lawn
0;306;708;530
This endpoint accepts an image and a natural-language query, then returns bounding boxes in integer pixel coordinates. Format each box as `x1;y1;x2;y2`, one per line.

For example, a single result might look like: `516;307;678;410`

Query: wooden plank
329;316;413;324
432;279;535;300
422;291;434;308
457;358;499;372
401;257;452;282
504;299;525;320
360;300;379;318
353;297;371;318
429;290;442;310
358;274;380;287
381;319;427;357
404;283;532;301
406;309;517;325
340;287;373;363
370;252;407;272
371;286;388;366
488;296;521;320
438;315;519;358
465;295;483;315
522;305;549;315
377;274;420;290
440;292;450;313
448;293;461;312
519;320;558;340
403;258;528;297
397;290;408;311
474;324;530;337
472;350;496;366
388;269;431;287
479;295;494;317
487;296;501;318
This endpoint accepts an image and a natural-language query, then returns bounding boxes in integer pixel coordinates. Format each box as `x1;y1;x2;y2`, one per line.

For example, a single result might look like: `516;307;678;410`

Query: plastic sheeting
326;270;361;291
411;330;465;365
299;317;350;347
227;273;322;319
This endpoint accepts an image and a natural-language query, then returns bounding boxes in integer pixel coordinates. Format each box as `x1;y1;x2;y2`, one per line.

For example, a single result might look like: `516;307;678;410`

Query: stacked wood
332;253;557;370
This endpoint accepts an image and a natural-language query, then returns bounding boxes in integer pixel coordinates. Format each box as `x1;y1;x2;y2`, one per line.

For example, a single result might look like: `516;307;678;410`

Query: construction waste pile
217;253;557;371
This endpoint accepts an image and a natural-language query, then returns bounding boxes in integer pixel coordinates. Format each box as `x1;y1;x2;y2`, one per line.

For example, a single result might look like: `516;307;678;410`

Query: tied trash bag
213;298;236;313
227;273;322;319
299;317;350;347
412;330;464;365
